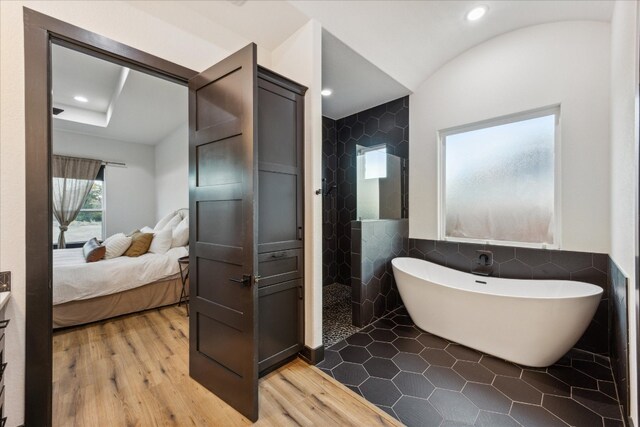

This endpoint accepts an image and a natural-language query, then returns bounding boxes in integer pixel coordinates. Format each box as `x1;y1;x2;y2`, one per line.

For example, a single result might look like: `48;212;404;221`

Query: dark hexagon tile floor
317;307;624;427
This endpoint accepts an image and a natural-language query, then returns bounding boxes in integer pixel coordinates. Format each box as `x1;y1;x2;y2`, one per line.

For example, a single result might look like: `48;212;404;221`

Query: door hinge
0;272;10;292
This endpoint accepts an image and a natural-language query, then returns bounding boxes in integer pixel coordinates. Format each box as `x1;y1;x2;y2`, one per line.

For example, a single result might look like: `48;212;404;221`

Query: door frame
23;8;197;426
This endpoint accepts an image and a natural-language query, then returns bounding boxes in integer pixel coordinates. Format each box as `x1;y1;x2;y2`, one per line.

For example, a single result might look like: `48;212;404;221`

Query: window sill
443;236;559;250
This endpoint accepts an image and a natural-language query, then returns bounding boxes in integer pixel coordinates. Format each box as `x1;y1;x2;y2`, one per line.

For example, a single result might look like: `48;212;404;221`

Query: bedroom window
52;166;105;245
439;106;560;248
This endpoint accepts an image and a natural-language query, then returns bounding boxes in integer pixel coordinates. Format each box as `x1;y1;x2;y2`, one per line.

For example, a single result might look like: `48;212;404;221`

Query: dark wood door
188;43;259;422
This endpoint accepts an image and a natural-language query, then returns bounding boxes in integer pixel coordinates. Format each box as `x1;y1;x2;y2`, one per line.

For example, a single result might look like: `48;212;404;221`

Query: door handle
229;274;251;285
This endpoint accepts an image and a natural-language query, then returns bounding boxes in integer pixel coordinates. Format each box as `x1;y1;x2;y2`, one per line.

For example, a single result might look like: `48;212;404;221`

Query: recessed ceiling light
466;5;488;21
321;89;333;97
74;95;89;103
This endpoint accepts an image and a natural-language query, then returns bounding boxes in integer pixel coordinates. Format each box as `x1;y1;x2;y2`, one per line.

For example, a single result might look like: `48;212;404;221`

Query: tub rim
392;257;603;301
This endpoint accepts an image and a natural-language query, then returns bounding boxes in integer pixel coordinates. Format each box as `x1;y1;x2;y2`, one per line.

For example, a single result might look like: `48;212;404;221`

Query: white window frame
437;105;562;249
52;173;106;245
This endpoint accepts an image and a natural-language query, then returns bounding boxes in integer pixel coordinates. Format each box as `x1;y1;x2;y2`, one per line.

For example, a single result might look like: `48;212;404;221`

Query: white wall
0;2;262;424
410;21;611;253
610;1;639;424
271;20;324;350
155;123;188;221
53;130;157;236
0;3;325;423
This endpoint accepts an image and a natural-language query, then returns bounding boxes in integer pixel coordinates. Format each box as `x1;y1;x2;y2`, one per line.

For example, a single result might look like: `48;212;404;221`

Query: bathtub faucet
471;250;493;276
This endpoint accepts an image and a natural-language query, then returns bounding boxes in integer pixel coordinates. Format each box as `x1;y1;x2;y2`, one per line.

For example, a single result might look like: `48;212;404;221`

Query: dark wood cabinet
0;307;8;427
256;67;306;375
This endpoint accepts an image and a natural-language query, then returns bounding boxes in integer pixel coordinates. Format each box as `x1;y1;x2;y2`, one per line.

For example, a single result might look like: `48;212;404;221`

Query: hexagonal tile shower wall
321;96;409;289
322;117;339;286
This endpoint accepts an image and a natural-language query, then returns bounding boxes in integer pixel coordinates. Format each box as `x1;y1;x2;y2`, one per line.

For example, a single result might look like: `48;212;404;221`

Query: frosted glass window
442;111;557;246
364;147;387;179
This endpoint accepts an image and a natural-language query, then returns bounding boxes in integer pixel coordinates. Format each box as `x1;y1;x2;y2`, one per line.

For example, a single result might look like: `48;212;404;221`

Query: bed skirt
53;275;188;329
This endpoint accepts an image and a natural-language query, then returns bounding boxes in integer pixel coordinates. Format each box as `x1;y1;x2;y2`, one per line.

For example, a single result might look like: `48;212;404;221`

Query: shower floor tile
323;283;360;347
318;307;624;427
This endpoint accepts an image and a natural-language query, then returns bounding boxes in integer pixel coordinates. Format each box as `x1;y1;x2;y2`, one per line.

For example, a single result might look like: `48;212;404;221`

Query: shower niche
356;144;403;220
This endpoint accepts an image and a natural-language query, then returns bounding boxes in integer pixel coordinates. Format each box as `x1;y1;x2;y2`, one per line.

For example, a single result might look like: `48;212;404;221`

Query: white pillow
162;214;181;231
154;211;177;231
141;226;154;234
148;228;173;254
103;233;132;259
171;216;189;248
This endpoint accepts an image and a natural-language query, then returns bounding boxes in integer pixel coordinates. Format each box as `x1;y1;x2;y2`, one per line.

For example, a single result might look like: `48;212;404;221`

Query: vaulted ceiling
53;1;615;138
128;1;613;118
292;0;614;90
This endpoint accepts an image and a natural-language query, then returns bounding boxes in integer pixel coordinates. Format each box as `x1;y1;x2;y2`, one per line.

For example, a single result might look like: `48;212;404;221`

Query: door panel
258;88;297;167
196;136;243;186
258;279;303;372
258;171;297;244
195;70;243;130
257;78;304;254
196;259;243;310
198;313;245;375
196;200;244;246
189;43;259;422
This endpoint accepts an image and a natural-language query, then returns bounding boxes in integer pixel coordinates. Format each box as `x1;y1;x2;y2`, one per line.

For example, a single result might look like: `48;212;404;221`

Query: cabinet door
258;279;303;373
257;77;304;254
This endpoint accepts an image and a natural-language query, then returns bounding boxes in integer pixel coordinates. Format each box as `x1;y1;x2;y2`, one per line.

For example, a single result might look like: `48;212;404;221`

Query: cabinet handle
297;227;303;240
1;416;6;427
0;320;8;330
0;362;6;380
271;252;286;259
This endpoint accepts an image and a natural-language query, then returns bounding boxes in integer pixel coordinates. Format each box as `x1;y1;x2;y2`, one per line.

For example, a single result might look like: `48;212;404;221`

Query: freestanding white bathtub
391;257;603;367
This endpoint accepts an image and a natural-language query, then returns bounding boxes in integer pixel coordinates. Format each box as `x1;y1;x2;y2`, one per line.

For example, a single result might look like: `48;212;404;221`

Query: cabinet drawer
258;249;302;287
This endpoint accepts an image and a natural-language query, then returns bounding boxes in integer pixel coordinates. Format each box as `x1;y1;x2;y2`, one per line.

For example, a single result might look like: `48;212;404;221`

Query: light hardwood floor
53;305;400;426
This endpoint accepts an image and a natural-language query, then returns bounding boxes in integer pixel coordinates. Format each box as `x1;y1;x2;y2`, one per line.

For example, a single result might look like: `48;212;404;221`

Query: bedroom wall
53;129;157;236
271;19;324;351
154;123;188;222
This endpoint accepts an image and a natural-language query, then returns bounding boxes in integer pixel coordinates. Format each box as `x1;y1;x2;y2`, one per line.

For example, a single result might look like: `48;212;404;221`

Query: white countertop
0;292;10;311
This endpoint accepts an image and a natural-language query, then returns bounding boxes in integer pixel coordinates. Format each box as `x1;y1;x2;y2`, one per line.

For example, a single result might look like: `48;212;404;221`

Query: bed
52;245;188;328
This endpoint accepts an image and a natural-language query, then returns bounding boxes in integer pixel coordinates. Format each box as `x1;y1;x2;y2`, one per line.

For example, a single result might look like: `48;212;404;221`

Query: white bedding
53;246;188;305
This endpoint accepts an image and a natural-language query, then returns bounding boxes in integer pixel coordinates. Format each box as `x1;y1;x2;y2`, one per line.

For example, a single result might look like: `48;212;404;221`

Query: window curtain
52;155;102;248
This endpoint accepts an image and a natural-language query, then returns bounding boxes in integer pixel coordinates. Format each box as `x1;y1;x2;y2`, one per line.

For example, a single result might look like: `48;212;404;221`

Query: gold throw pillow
124;232;153;257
